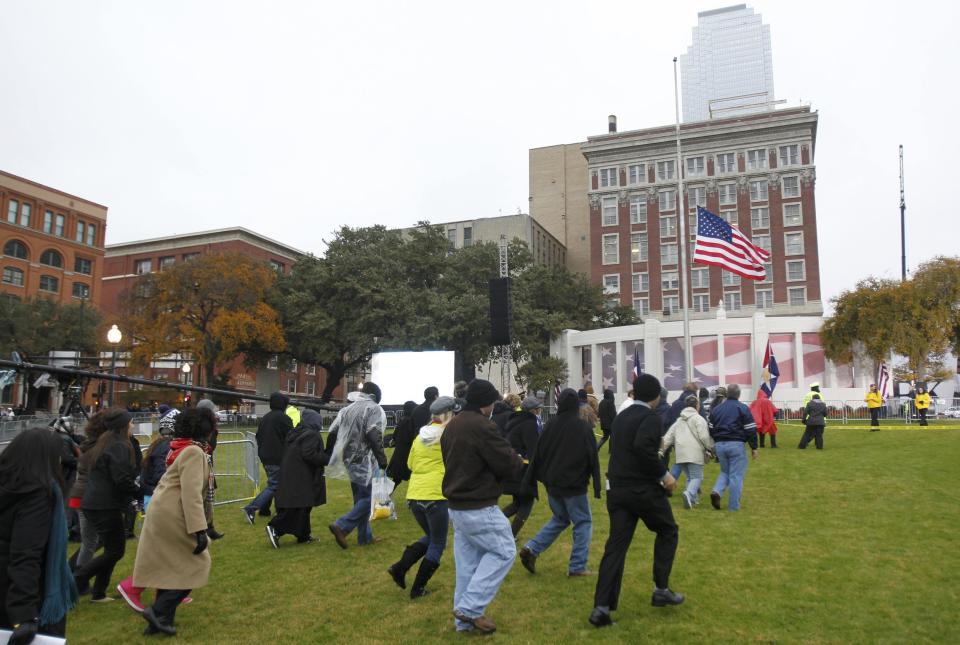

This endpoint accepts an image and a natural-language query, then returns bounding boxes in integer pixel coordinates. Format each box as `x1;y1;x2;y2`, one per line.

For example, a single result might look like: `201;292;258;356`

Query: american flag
693;206;771;280
553;380;562;406
877;361;890;399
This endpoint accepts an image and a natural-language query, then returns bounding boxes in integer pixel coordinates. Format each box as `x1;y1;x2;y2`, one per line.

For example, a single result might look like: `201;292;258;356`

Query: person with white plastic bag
326;383;389;549
369;469;396;522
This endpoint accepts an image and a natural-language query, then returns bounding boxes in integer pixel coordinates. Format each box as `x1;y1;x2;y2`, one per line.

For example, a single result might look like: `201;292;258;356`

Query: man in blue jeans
243;392;293;523
707;383;758;511
441;379;523;634
326;382;388;548
518;389;601;576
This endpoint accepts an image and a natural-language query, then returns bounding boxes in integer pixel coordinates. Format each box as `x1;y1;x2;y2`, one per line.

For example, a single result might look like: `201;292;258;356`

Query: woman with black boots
73;409;141;603
265;409;330;547
0;428;79;643
388;396;458;598
132;407;215;636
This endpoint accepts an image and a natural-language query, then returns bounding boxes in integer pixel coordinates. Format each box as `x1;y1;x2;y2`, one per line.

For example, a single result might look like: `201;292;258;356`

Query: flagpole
673;57;693;384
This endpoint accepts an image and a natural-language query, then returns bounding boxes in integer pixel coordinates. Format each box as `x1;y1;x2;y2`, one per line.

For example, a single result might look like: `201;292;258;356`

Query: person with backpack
660;396;714;509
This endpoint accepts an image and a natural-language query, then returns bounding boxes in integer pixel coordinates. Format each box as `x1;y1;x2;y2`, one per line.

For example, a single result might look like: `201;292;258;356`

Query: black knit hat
361;382;382;403
465;379;500;407
104;409;133;432
632;374;662;403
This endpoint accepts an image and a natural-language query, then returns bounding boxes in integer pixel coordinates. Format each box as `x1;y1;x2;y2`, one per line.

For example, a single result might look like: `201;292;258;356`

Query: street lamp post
106;324;122;407
181;362;192;403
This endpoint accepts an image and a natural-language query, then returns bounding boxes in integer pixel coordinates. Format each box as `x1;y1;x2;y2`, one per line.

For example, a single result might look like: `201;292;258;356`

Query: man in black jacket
590;374;683;628
243;392;293;524
441;379;523;635
597;389;616;452
518;389;601;576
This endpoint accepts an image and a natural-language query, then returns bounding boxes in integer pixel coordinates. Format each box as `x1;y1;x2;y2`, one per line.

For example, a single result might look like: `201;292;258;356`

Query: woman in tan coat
132;407;214;637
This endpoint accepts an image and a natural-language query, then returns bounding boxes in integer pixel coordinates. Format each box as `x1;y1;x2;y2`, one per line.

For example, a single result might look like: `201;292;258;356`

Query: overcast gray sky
2;0;957;308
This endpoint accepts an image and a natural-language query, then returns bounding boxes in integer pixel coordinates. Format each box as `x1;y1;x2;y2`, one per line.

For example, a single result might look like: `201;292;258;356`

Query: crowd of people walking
0;370;928;641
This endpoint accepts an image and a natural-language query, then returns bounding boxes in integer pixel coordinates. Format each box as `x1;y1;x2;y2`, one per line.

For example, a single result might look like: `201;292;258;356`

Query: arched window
39;275;59;293
3;240;28;260
39;249;63;268
2;267;25;286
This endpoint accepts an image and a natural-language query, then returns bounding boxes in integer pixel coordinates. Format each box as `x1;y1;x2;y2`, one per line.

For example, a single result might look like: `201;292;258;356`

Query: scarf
166;439;210;467
39;485;79;625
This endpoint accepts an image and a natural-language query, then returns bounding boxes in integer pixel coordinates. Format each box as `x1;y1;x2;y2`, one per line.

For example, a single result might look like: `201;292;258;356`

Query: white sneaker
682;491;693;509
266;525;279;549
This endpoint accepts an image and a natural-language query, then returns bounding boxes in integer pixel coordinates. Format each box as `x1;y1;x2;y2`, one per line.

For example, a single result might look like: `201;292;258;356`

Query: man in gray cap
441;379;523;634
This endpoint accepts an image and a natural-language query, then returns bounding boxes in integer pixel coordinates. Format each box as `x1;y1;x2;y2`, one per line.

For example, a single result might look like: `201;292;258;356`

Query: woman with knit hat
388;395;460;598
73;409;142;603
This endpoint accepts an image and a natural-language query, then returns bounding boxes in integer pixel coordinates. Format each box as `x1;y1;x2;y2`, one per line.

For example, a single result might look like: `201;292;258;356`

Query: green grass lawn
68;425;960;644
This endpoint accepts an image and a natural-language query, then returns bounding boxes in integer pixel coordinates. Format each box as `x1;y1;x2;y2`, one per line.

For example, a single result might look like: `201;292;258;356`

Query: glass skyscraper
680;5;775;122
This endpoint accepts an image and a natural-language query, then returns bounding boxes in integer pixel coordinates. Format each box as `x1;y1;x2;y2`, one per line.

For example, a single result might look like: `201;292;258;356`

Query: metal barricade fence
211;433;259;506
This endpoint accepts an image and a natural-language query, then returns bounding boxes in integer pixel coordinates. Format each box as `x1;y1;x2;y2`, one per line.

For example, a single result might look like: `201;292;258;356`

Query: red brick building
101;228;343;408
1;170;107;307
532;107;822;320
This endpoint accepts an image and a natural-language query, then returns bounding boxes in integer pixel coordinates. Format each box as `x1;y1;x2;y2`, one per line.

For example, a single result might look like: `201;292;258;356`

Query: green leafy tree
276;226;416;401
0;297;102;359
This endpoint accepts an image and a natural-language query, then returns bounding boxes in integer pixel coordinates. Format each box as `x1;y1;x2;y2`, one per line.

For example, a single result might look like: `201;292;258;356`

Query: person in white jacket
660;396;715;509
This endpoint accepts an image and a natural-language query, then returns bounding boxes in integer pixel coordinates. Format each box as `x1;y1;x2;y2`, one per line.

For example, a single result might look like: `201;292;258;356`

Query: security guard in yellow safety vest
802;382;821;406
915;386;931;427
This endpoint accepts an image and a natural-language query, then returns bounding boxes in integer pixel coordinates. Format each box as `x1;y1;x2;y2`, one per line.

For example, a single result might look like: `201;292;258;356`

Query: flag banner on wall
877;362;891;398
632;345;642;379
760;339;779;397
693;206;771;280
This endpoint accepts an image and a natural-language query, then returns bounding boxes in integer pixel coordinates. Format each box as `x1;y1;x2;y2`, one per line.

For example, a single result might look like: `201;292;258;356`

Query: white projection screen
370;351;455;406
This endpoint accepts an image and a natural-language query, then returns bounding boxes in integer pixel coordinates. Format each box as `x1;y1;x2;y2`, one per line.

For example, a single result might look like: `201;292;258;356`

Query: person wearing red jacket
749;391;779;448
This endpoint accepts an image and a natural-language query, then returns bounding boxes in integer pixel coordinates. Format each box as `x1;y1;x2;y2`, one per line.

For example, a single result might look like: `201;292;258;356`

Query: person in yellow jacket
865;384;883;430
803;382;822;406
915;386;932;427
387;395;459;599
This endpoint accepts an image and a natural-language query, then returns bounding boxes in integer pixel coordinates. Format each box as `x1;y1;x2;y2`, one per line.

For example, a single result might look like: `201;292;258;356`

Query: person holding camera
131;407;216;636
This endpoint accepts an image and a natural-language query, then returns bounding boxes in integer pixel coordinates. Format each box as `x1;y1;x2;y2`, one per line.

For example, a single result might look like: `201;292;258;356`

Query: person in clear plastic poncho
326;383;389;548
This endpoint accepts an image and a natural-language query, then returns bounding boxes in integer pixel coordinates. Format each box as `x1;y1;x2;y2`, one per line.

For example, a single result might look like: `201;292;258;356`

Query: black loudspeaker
489;277;513;345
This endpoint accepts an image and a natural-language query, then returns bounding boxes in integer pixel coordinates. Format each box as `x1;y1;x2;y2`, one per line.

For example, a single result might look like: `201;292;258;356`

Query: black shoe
519;546;537;574
243;509;255;525
297;536;315;544
266;525;280;549
589;607;613;627
143;624;159;636
143;606;176;636
651;588;685;606
710;492;722;510
410;559;440;599
206;524;225;540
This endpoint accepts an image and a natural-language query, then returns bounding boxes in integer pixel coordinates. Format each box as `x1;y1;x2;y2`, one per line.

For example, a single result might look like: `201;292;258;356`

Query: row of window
131;254;285;275
597;144;803;188
599;176;802;228
1;267;90;298
628;286;808;317
4;198;99;247
283;380;316;396
603;259;808;297
602;231;806;266
266;356;317;375
2;240;94;274
605;201;804;234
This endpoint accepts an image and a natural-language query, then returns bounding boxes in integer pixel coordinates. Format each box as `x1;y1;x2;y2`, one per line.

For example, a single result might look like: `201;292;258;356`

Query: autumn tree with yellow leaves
121;252;286;388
